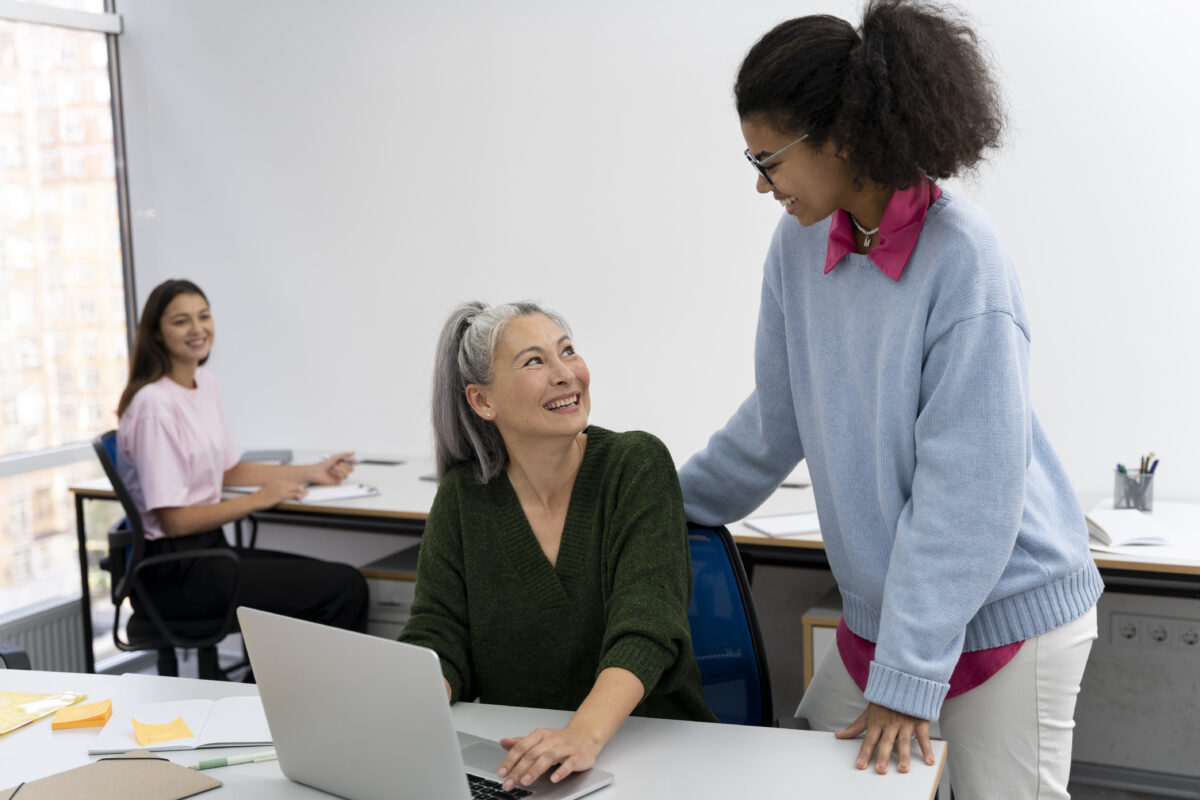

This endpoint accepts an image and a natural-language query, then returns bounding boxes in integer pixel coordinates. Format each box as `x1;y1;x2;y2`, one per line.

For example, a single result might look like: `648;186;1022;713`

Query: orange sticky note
51;698;112;730
131;715;194;746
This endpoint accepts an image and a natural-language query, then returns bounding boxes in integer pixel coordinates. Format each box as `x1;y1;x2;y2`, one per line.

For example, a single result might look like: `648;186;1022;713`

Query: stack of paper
224;483;379;503
1085;508;1171;547
744;512;822;538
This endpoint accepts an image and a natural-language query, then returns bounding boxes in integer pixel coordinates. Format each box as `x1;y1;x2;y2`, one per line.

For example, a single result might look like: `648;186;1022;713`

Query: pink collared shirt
823;178;1023;703
825;179;943;280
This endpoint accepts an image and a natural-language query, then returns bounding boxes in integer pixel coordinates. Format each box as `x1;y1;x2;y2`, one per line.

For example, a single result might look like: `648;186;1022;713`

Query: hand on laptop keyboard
467;772;533;799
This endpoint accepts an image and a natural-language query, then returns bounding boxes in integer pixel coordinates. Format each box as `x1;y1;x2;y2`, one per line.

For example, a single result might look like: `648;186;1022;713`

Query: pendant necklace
848;213;880;249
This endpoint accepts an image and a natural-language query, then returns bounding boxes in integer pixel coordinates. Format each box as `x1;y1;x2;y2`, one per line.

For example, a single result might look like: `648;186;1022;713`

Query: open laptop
237;607;614;800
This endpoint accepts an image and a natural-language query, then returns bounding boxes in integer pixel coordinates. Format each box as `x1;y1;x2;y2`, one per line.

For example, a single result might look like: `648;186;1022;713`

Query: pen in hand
191;750;278;770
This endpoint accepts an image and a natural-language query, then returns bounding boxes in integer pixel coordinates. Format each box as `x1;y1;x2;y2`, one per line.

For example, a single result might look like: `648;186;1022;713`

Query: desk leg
74;494;96;673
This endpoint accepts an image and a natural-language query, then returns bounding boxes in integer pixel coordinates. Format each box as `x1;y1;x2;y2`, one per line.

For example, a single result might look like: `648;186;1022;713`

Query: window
0;10;129;636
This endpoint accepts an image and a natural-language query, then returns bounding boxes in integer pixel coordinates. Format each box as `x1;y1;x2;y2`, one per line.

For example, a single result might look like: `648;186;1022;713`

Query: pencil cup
1113;469;1154;512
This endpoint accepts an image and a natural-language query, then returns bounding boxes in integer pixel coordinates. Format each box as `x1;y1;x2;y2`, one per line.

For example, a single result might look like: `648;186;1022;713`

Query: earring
485;412;492;418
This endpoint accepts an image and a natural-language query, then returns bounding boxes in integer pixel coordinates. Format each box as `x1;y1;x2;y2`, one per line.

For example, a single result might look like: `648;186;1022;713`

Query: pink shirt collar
824;180;942;281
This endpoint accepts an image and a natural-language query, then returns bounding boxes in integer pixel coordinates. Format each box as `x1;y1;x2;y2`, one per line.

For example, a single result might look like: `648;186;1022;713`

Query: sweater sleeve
596;435;695;700
678;260;805;525
866;311;1032;721
398;474;474;702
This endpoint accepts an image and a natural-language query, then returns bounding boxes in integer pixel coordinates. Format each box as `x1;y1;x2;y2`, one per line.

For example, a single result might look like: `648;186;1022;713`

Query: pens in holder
191;750;277;770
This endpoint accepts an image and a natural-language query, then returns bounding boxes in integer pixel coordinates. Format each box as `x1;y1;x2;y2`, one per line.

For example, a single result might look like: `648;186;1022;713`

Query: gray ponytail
432;300;572;483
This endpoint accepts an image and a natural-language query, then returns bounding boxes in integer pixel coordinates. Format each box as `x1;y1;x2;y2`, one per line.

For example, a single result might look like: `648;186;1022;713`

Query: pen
1117;463;1127;475
191;750;277;770
1149;459;1159;474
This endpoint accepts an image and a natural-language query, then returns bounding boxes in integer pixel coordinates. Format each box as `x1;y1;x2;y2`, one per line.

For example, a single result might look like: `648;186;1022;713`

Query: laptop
237;607;614;800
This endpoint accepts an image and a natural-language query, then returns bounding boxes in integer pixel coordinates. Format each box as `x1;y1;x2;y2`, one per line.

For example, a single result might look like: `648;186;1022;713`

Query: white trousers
796;607;1097;799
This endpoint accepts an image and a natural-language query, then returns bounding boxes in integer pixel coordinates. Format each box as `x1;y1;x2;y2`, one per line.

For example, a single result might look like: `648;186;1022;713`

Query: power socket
1145;619;1173;648
1179;622;1200;649
1110;613;1141;646
1111;612;1200;654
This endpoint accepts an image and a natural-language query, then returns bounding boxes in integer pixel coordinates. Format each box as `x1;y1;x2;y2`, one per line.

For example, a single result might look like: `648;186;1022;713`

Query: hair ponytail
736;0;1004;189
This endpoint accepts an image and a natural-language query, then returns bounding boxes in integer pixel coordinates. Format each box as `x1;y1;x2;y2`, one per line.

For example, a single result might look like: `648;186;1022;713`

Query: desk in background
68;456;439;671
0;669;946;799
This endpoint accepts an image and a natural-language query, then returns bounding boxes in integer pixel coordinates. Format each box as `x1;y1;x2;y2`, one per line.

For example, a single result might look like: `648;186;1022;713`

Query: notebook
1085;508;1171;547
237;607;614;800
224;483;379;503
89;695;271;754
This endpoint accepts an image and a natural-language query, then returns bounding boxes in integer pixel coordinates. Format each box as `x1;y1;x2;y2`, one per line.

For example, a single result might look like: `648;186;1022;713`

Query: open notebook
89;696;270;754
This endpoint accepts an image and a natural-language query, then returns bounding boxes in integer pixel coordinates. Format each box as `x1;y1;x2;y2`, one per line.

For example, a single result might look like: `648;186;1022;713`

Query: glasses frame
744;134;809;186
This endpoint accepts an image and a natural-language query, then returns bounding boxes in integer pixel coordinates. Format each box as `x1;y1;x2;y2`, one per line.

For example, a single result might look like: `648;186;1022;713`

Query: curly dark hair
735;0;1004;189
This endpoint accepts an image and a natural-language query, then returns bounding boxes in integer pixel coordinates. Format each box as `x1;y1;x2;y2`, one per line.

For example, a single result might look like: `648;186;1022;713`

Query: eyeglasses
743;134;809;186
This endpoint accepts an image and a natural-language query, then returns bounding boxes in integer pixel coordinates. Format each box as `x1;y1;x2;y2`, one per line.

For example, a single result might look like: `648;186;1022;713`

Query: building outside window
0;1;128;667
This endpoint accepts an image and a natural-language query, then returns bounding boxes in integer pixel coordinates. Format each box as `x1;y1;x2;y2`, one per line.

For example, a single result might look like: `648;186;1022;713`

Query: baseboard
1071;761;1200;798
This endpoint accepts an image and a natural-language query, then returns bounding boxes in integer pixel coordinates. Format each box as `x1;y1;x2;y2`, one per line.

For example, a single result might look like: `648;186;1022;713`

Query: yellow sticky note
51;698;112;730
132;715;194;746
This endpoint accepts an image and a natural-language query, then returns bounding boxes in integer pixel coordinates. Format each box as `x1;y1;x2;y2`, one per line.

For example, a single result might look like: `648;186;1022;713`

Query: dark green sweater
399;426;715;722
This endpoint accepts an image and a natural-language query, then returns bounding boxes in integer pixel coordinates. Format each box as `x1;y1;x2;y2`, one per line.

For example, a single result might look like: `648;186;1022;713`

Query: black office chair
686;523;774;726
93;430;243;680
0;640;31;670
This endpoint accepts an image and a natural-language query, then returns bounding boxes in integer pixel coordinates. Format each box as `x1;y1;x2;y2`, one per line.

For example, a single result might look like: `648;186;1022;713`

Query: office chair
686;523;774;726
0;640;31;669
93;430;243;680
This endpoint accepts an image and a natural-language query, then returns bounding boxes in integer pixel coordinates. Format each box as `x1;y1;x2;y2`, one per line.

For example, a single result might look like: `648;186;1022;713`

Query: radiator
0;597;88;672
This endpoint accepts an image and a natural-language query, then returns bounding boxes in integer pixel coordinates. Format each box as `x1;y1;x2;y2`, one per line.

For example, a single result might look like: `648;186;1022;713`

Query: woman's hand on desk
254;480;308;508
497;725;602;792
307;452;356;485
836;702;935;775
496;666;642;791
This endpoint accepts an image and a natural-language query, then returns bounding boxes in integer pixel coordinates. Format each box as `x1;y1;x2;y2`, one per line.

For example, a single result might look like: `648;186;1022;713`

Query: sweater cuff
864;661;949;722
440;660;465;703
598;634;673;697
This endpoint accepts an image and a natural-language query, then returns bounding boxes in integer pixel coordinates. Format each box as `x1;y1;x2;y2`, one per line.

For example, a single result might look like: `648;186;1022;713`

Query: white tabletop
1;670;945;799
70;454;440;521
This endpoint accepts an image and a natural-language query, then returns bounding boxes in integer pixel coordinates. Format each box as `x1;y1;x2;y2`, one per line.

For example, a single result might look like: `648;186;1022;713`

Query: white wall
116;0;1200;500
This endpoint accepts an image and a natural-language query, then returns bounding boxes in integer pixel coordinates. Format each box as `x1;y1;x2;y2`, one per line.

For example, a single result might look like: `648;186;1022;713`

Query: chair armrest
123;548;243;650
0;639;32;670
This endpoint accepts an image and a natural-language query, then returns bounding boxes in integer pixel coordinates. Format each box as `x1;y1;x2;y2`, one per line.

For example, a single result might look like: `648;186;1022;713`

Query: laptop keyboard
467;772;534;799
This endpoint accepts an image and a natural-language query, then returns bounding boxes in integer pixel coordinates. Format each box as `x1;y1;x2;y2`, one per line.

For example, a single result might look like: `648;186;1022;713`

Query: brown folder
1;749;221;800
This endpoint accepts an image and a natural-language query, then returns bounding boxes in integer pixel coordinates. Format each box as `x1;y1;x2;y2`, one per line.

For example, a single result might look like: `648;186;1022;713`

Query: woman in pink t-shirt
116;279;368;643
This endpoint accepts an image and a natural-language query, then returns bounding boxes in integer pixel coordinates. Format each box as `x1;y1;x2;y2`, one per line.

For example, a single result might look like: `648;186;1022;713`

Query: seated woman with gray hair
399;300;715;792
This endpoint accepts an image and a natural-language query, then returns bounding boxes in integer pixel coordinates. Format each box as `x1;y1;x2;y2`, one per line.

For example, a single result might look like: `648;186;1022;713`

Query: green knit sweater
399;426;715;722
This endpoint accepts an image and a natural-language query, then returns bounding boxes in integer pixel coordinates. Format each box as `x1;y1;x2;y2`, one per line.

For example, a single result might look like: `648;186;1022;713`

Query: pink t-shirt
116;369;239;540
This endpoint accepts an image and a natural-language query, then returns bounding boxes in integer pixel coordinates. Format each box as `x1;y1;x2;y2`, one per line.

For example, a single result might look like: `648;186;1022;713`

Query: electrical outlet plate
1111;612;1200;653
1110;613;1141;646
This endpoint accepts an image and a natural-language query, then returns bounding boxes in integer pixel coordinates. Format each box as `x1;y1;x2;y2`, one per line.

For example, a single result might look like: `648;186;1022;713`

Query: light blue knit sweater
679;191;1103;721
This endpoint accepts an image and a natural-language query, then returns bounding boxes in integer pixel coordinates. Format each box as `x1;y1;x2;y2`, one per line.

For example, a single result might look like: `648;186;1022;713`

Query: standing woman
400;301;714;793
678;2;1101;797
116;279;368;639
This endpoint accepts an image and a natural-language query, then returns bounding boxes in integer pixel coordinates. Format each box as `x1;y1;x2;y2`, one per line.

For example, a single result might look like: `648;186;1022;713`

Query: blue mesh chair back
687;523;773;726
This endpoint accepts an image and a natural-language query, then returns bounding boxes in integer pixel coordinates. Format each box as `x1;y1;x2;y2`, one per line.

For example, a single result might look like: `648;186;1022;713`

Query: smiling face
157;292;214;370
466;313;590;446
740;116;855;227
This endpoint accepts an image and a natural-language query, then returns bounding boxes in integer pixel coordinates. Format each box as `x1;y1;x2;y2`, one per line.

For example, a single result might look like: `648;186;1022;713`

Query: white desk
0;670;946;799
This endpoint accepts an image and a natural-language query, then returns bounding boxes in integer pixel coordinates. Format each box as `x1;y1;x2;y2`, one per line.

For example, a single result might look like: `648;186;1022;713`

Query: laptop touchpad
462;742;509;772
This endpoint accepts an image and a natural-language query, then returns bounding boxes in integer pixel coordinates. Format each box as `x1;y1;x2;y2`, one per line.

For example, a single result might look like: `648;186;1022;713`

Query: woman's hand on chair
255;480;308;508
836;702;934;775
308;452;355;485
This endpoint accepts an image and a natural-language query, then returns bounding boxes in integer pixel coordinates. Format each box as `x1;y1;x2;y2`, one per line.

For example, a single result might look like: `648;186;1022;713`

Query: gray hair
432;300;573;484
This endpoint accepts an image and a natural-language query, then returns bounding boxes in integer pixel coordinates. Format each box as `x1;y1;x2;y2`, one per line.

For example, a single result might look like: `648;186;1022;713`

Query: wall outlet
1111;613;1141;646
1111;612;1200;654
1145;619;1173;648
1179;622;1200;649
